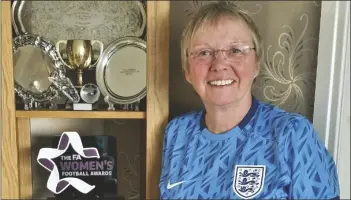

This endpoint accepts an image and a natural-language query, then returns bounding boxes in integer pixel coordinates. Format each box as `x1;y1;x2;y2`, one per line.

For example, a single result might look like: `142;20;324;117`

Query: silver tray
96;37;146;105
13;33;80;104
12;0;146;47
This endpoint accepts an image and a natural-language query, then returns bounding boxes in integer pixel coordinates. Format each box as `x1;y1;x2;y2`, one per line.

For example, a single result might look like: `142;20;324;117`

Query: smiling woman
160;1;340;199
184;15;258;121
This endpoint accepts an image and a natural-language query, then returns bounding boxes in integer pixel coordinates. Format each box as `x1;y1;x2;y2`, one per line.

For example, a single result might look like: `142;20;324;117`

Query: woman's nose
210;54;229;72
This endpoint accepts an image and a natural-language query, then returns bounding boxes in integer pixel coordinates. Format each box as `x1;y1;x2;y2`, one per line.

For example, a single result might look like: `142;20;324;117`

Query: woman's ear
185;69;192;84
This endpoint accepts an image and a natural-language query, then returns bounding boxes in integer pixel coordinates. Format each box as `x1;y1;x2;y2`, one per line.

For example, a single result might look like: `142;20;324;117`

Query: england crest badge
233;165;266;199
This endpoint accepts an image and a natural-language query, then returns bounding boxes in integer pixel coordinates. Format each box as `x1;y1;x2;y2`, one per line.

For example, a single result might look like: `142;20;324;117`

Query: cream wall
313;2;350;198
337;42;350;198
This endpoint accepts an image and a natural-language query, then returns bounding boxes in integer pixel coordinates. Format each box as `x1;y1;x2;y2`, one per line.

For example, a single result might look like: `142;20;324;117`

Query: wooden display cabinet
1;1;170;199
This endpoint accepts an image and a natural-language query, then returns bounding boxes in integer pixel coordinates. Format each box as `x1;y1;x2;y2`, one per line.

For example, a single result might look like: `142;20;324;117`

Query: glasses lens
194;56;212;65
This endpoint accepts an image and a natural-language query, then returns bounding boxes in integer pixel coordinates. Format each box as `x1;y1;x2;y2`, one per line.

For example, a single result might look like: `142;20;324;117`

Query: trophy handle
55;40;70;68
90;40;104;68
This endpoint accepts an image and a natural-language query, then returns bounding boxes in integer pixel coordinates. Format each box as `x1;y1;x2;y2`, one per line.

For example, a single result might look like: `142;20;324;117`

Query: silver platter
12;0;146;47
13;33;80;103
96;37;146;105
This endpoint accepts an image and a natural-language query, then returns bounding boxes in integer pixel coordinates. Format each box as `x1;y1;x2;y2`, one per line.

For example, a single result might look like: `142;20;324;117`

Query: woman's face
185;16;258;108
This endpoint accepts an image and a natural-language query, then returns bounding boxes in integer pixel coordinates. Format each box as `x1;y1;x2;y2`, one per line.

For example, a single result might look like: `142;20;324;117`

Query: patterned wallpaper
169;1;321;121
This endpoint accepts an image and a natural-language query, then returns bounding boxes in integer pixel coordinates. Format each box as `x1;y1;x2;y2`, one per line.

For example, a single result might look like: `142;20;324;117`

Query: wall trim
313;1;349;159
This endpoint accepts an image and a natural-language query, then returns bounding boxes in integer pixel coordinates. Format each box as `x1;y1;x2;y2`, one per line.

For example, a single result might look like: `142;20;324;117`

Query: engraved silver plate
12;1;146;47
13;33;80;103
96;37;146;105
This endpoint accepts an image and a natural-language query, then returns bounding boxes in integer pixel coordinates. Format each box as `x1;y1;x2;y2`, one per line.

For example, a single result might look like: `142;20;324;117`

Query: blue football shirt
159;97;340;199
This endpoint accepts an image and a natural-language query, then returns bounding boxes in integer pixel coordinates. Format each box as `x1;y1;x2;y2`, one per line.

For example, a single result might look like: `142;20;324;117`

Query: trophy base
73;103;93;110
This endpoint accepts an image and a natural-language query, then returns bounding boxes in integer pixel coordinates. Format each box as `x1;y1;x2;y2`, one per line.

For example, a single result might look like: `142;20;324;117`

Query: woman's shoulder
257;100;311;125
166;110;203;131
255;100;315;141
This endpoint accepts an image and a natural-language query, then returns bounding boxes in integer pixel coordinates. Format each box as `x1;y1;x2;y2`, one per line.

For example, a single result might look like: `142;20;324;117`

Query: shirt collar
199;95;259;131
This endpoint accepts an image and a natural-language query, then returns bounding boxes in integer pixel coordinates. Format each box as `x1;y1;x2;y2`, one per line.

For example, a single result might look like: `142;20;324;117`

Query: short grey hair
180;1;263;73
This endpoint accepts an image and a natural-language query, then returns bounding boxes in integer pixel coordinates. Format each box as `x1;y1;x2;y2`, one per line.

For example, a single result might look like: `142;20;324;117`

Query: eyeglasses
187;45;255;65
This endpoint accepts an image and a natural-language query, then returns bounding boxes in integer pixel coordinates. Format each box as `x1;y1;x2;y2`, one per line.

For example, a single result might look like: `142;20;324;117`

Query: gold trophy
56;40;103;88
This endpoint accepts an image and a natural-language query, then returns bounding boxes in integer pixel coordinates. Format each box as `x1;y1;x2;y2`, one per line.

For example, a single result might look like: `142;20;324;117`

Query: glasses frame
186;45;256;64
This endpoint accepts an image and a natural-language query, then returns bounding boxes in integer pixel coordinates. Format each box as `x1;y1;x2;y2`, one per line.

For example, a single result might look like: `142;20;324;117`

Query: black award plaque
37;132;121;200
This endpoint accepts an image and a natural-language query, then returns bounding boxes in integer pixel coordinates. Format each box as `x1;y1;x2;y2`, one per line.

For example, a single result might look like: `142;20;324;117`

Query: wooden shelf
15;110;146;119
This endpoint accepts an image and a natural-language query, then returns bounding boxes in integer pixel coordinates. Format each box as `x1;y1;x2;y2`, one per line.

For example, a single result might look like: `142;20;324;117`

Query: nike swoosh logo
167;180;185;189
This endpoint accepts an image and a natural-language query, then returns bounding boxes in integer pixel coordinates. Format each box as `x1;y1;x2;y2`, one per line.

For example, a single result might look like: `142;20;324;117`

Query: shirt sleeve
284;116;340;199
